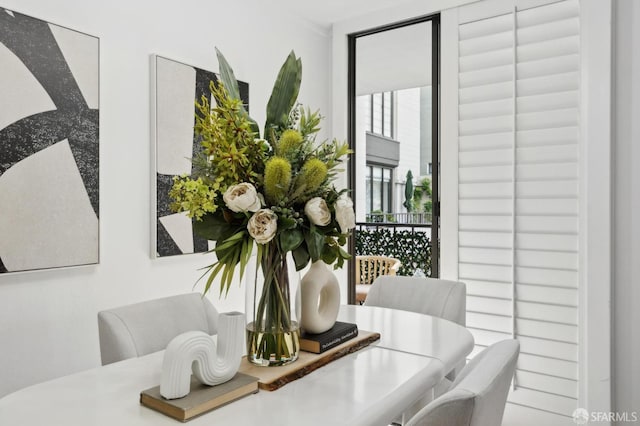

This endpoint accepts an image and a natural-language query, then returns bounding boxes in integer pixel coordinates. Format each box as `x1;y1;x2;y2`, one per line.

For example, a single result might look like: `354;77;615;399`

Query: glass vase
245;242;300;366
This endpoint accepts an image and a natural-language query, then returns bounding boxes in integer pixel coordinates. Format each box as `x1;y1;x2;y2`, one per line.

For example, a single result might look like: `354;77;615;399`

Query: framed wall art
152;55;249;257
0;8;99;273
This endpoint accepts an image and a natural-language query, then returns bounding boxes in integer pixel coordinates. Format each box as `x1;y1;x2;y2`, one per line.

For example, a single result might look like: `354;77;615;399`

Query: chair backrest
356;255;401;285
97;293;218;365
364;275;466;326
405;339;520;426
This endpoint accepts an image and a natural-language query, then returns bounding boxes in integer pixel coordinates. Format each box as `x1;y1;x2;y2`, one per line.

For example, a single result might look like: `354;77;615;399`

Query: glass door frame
347;13;440;304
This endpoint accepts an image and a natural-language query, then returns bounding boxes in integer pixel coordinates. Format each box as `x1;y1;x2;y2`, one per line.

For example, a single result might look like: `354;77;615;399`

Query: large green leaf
193;214;230;241
292;244;310;271
304;226;325;262
265;51;301;138
280;229;304;252
215;48;260;137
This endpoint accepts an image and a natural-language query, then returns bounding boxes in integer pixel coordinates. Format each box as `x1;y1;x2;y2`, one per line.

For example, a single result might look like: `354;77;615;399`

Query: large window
365;92;394;138
365;165;393;214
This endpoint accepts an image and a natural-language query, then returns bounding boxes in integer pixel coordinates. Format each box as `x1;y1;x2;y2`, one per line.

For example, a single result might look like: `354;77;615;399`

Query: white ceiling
273;0;421;27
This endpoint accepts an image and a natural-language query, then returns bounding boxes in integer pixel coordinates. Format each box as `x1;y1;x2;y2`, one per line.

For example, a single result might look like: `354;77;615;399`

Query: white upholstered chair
364;275;467;422
405;339;520;426
364;275;466;327
97;293;218;365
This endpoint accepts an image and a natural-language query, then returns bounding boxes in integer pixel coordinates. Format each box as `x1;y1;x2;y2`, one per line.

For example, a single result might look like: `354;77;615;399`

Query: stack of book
140;373;259;422
299;321;358;354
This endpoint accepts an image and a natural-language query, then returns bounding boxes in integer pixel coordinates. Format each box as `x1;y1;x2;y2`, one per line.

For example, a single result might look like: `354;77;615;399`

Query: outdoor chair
355;255;401;304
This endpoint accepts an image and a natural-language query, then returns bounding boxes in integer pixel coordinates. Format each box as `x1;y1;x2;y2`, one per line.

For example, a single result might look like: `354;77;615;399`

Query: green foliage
413;177;433;213
265;51;302;143
215;48;260;136
355;227;432;276
168;48;353;298
169;176;219;219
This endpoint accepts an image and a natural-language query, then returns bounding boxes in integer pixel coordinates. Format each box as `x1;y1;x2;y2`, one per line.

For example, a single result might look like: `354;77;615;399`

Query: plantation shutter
446;0;581;420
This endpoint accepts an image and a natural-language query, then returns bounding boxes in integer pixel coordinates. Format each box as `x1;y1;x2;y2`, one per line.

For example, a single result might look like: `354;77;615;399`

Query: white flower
334;195;355;234
247;209;278;244
223;183;262;213
304;197;331;226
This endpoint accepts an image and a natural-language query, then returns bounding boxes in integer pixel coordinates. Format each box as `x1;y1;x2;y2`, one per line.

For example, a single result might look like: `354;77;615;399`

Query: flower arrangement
169;49;354;365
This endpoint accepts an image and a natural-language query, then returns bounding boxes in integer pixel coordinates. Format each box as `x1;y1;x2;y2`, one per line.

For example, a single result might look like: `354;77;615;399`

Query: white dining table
0;305;474;426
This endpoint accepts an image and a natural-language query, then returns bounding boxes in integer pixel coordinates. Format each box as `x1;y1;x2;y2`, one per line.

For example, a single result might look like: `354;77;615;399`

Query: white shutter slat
515;249;578;270
459;12;513;40
519;335;577;362
517;301;577;325
468;312;512;333
515;370;577;399
517;55;579;81
460;164;513;182
516;180;578;199
517;108;579;131
459;148;513;168
460;132;513;151
517;72;579;97
459;215;512;232
517;35;579;63
459;80;514;104
460;247;512;265
516;145;578;165
460;199;513;215
517;126;578;147
517;318;578;343
516;266;577;288
460;65;513;89
516;232;578;251
460;97;513;120
516;199;578;216
465;280;513;299
518;353;578;381
517;90;578;114
517;285;578;306
515;216;578;234
460;263;511;282
516;162;578;180
460;182;513;199
517;16;579;45
508;387;577;418
459;114;513;136
460;29;513;56
459;48;514;73
517;0;579;29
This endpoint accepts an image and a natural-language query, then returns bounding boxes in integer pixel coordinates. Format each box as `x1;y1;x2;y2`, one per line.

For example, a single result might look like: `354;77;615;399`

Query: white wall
0;0;332;398
613;0;640;419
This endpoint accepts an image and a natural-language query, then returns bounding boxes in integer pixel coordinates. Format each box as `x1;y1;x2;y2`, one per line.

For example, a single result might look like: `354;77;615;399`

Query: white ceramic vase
160;311;245;399
299;261;340;334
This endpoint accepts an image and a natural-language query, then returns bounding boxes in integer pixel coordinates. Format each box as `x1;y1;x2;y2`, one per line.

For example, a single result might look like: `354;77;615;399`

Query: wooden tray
238;330;381;391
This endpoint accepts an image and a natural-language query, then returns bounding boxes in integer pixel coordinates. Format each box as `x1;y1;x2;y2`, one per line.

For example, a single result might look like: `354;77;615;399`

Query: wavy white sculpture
160;311;245;399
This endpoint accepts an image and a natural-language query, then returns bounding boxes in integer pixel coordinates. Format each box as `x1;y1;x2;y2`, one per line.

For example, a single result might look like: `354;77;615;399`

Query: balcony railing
355;222;432;277
365;212;432;224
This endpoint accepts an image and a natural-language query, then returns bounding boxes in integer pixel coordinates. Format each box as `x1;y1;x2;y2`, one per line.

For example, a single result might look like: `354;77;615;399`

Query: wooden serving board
238;330;381;391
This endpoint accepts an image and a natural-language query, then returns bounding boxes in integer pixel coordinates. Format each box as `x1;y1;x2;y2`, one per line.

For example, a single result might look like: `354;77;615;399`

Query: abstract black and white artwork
0;9;99;273
153;55;249;257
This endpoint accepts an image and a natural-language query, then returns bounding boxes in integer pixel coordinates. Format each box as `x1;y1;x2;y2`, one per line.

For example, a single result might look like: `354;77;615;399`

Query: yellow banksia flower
264;157;292;203
278;129;303;155
300;158;327;193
